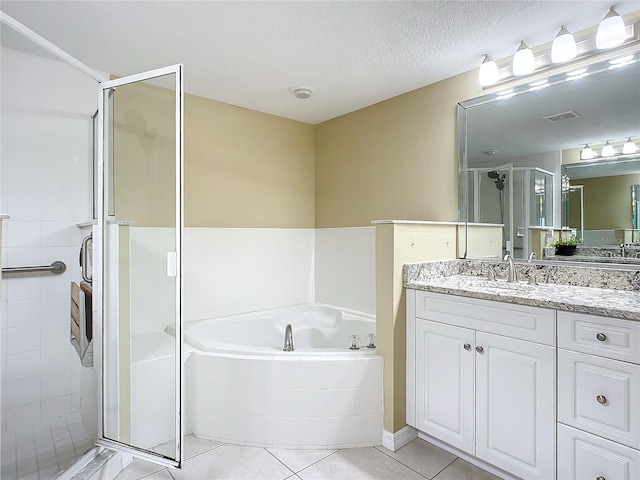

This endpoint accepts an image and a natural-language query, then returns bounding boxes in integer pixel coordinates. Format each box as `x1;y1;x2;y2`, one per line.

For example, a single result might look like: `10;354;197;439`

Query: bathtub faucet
283;324;294;352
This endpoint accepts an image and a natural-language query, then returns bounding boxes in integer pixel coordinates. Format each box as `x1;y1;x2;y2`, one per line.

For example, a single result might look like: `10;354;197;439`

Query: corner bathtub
185;304;383;449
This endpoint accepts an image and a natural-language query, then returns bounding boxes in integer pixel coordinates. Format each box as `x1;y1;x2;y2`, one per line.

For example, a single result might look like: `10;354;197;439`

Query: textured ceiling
1;1;639;124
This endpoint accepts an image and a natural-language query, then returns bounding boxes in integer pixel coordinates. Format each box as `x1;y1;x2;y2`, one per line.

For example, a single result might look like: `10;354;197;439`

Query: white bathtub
185;304;377;354
185;304;383;449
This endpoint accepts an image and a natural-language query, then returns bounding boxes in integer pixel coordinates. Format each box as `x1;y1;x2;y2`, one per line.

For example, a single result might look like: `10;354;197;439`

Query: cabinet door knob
596;476;606;480
463;343;471;351
596;332;607;342
596;395;607;405
476;346;484;354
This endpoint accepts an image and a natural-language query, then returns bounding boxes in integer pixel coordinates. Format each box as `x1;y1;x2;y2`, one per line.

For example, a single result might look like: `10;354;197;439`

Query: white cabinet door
416;319;475;454
558;423;640;480
475;332;556;480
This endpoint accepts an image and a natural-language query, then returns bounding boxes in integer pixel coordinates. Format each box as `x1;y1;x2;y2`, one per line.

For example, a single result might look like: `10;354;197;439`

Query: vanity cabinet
407;291;556;480
557;311;640;480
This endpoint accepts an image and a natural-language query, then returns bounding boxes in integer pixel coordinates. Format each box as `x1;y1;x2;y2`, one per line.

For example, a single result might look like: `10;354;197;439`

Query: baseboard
417;431;519;480
381;426;418;452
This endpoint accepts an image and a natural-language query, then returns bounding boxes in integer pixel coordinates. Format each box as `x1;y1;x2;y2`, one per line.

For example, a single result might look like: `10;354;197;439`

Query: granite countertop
550;255;640;265
404;260;640;321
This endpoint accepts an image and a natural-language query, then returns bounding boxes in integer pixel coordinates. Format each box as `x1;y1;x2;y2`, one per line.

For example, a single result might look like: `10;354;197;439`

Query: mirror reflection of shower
487;171;507;246
468;165;554;259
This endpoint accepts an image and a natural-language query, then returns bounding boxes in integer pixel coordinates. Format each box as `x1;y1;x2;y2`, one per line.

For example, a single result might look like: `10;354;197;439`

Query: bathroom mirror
458;53;640;263
562;155;640;246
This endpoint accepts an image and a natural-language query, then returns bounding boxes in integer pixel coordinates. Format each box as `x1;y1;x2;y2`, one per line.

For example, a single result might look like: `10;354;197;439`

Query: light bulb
601;141;615;157
551;26;577;63
580;144;594;160
623;138;637;154
596;7;626;49
513;41;535;76
479;55;499;86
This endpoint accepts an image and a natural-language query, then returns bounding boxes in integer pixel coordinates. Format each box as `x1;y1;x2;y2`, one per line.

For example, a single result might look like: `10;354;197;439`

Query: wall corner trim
381;426;417;452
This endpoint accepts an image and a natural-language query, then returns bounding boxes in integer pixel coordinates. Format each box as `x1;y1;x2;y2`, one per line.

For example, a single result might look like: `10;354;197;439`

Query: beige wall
184;95;315;228
376;224;458;431
317;70;482;434
114;84;315;229
113;82;176;227
315;71;481;228
570;174;640;230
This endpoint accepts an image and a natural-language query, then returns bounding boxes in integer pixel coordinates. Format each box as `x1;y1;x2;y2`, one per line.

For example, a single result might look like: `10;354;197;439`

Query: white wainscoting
314;227;375;315
182;228;315;322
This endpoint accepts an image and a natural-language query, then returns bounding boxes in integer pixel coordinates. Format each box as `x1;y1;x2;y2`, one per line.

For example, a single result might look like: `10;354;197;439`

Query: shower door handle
167;252;177;277
80;234;92;283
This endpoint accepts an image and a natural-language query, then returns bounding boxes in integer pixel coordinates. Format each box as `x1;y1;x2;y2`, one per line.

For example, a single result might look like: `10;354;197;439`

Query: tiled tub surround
182;227;376;322
122;228;379;451
404;259;640;320
185;304;383;449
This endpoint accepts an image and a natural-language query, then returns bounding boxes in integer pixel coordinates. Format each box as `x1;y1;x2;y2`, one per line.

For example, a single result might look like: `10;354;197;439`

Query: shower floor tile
0;412;93;480
114;436;502;480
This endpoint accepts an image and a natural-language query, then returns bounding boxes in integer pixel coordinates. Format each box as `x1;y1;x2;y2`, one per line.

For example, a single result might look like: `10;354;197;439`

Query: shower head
487;171;506;190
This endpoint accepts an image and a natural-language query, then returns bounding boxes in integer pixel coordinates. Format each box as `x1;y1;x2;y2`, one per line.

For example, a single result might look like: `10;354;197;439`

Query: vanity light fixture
596;7;626;49
609;53;637;69
512;41;535;75
479;54;500;86
610;54;635;64
529;78;549;91
601;141;615;157
580;144;594;160
529;79;549;87
551;25;577;63
623;137;638;154
477;7;636;88
566;66;589;80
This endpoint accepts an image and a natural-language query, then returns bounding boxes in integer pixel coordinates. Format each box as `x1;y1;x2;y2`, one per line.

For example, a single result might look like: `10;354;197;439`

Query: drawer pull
596;395;607;405
596;332;607;342
596;477;606;480
463;343;471;351
476;346;484;354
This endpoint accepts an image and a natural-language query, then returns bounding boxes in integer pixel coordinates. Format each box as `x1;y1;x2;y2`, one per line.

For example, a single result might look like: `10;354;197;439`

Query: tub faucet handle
283;324;294;352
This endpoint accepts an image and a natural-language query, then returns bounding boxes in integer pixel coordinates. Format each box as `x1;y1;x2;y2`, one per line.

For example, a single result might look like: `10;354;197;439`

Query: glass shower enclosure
97;65;184;467
467;165;554;259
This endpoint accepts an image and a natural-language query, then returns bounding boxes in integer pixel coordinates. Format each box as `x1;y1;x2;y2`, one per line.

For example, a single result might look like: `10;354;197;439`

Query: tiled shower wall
0;47;96;432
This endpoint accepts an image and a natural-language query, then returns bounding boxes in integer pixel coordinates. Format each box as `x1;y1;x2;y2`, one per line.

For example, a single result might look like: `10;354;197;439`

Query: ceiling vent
542;111;582;122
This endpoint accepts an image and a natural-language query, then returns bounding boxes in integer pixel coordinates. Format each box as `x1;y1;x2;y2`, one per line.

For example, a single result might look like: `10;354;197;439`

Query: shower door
97;65;184;467
474;164;514;256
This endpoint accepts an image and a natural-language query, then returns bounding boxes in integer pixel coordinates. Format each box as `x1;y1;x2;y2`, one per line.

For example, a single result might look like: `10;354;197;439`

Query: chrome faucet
283;324;294;351
504;254;517;283
528;252;537;262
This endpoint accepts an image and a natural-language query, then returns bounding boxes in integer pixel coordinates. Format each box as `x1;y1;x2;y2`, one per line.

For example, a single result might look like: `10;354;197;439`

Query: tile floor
115;435;501;480
0;412;93;480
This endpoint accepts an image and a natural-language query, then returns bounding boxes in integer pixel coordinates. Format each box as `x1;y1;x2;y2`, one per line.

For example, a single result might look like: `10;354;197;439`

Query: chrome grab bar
80;234;92;283
2;261;66;275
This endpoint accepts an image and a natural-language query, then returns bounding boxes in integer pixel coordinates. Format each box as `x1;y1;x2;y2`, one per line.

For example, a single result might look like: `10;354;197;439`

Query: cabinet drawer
558;311;640;364
415;291;555;345
558;349;640;449
558;423;640;480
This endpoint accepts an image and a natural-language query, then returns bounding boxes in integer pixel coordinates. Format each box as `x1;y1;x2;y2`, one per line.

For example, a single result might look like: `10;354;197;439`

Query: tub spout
283;324;294;352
